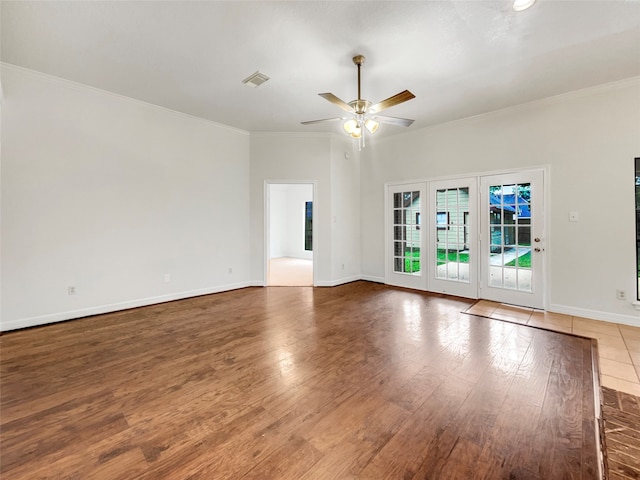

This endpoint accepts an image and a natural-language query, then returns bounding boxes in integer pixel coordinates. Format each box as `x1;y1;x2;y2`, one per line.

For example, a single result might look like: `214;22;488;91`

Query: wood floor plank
0;282;600;479
581;340;599;479
359;375;476;479
471;331;553;479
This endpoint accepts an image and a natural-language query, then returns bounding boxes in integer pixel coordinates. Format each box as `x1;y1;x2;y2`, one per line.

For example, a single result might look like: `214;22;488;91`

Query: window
305;201;313;251
392;190;421;275
436;211;449;230
435;188;469;282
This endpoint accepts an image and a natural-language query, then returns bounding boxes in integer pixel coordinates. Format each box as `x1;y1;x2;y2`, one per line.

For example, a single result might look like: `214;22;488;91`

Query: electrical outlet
228;267;233;274
68;286;76;295
616;289;626;301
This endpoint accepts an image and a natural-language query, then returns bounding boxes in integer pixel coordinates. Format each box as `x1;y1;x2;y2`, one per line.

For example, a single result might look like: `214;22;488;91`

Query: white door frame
427;177;478;298
384;167;549;308
264;180;318;286
479;169;546;309
385;182;428;290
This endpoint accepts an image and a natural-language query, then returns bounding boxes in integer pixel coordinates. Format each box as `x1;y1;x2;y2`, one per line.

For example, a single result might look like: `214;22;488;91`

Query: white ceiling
2;1;640;137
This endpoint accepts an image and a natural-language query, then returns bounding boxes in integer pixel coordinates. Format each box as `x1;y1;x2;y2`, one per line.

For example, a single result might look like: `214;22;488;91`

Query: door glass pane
393;190;421;275
504;226;515;246
489;266;502;287
487;183;532;291
490;226;502;249
394;257;403;272
435;187;470;283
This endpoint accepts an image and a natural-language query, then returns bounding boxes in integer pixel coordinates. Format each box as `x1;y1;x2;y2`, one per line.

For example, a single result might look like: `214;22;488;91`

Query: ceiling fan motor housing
349;99;371;115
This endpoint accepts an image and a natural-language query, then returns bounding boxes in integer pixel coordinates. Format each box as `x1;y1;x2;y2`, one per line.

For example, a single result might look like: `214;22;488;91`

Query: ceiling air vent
242;71;270;88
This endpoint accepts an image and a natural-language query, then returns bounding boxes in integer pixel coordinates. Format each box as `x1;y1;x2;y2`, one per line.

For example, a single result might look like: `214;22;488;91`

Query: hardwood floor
1;282;600;479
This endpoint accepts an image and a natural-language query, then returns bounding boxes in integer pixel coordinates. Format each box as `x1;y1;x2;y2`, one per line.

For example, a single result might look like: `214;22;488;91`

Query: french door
429;178;478;298
386;183;426;290
385;169;545;308
479;170;545;309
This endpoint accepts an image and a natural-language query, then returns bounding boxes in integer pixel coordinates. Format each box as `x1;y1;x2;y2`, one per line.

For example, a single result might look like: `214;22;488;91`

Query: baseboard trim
360;275;385;284
0;282;254;332
549;303;640;327
12;282;636;332
315;275;362;287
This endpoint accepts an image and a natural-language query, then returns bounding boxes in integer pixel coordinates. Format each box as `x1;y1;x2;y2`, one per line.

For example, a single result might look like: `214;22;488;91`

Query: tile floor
464;300;640;397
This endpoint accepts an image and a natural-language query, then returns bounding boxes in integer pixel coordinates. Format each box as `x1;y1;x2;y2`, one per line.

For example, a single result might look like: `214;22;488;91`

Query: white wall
250;134;330;284
331;138;361;283
360;78;640;325
1;65;251;330
250;133;360;286
268;184;288;259
269;183;313;260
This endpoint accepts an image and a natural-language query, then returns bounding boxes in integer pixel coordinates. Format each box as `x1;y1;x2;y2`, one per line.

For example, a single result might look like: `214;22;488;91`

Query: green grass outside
505;251;531;268
404;250;421;273
402;248;530;272
403;249;470;272
437;249;469;266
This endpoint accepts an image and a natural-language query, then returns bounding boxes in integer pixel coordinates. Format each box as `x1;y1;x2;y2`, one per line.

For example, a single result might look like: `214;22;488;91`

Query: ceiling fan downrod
350;55;369;115
354;55;364;101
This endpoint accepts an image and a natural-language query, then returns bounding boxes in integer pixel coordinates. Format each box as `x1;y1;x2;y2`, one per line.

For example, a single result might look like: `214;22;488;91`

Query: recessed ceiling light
242;71;270;88
513;0;536;11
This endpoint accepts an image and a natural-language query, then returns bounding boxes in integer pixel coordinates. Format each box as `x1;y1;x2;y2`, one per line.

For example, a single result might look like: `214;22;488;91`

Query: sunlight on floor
268;257;313;286
464;300;640;396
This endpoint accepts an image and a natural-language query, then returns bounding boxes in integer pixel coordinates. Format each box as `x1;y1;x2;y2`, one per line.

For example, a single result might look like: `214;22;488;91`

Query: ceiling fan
302;54;416;149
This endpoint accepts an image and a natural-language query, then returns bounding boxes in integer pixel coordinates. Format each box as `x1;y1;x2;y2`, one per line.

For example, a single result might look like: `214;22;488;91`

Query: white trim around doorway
264;180;318;287
384;165;550;310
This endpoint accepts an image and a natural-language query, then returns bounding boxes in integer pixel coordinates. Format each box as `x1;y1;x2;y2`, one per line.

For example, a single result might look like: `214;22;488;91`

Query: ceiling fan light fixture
343;118;358;135
365;119;379;134
513;0;536;11
350;126;362;139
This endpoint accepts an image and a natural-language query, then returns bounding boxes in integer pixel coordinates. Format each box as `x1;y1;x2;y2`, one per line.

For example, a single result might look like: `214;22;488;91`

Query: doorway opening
266;183;314;286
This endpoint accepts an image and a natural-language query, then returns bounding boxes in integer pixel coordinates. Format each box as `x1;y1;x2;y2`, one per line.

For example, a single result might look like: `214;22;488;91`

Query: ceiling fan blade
301;117;345;125
319;93;354;113
372;115;415;127
369;90;416;113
